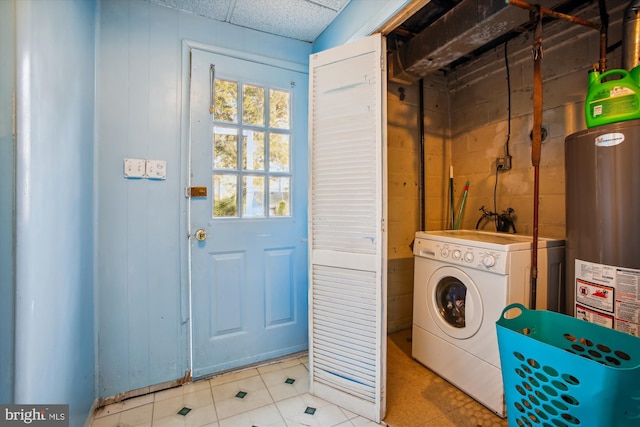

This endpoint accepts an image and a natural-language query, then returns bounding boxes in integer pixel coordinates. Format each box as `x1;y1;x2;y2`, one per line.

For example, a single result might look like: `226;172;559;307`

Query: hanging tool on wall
506;0;604;310
449;166;455;230
454;181;470;230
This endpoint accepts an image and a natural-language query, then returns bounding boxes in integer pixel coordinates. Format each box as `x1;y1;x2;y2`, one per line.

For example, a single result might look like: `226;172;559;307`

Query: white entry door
308;33;388;422
189;48;309;377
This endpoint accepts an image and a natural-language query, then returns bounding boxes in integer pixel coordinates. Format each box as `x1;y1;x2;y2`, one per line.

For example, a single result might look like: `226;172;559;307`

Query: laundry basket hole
542;366;558;377
551;380;569;391
542;404;558;416
551;419;569;427
614;350;631;361
516;368;527;378
528;358;541;369
563;333;577;342
596;343;611;353
522;364;533;374
551;399;569;411
587;349;601;359
535;372;549;383
514;351;525;361
523;381;533;392
515;402;526;413
523;327;532;336
528;376;541;388
516;384;527;396
561;413;581;425
528;393;540;406
605;356;621;366
535;390;549;402
527;412;541;424
542;385;558;397
520;417;533;427
570;344;584;353
560;374;579;385
561;394;579;406
523;399;533;409
535;408;549;420
579;337;593;347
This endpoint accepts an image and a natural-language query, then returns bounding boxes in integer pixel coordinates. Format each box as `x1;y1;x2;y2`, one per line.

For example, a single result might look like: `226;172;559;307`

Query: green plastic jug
585;67;640;128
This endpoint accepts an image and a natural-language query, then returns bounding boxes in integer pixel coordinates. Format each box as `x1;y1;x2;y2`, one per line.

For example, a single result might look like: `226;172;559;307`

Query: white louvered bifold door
308;33;387;423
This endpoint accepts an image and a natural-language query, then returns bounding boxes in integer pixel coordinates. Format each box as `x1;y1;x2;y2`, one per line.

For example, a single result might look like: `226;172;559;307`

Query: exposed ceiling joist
389;0;571;82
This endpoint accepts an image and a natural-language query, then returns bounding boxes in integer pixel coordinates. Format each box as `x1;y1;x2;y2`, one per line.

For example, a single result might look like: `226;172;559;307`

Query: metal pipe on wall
419;78;425;232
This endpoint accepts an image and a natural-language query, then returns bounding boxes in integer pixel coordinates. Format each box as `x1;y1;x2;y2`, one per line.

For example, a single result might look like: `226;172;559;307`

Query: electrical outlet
124;158;146;178
497;155;512;171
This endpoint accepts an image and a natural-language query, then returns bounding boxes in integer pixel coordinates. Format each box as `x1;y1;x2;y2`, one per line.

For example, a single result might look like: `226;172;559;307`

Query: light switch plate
146;159;167;180
124;158;146;178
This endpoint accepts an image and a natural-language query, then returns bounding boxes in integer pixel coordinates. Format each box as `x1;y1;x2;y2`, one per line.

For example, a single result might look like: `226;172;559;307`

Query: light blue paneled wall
12;0;96;424
313;0;412;52
96;0;312;398
0;0;16;405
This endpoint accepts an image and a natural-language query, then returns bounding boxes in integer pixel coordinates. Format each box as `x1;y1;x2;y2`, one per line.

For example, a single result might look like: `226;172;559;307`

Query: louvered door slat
308;34;387;422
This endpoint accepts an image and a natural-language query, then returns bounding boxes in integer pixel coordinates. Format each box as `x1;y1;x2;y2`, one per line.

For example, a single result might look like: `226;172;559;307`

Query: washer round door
426;266;483;339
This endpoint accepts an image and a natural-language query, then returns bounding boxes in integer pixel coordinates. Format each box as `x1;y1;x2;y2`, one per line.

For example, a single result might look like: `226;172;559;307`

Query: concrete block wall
444;0;626;238
387;80;421;333
423;73;452;231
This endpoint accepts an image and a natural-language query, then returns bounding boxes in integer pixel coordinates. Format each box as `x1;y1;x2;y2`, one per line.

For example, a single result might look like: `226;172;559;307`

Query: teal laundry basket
496;303;640;427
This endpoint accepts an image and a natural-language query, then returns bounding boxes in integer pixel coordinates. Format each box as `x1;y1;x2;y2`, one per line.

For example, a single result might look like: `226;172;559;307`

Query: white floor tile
152;395;185;420
314;404;348;426
154;386;184;402
266;382;300;402
121;394;155;412
217;412;251;427
209;368;260;388
184;404;218;427
182;380;212;395
213;396;248;420
183;388;214;409
246;404;285;426
91;413;119;427
152;414;186;427
119;403;153;426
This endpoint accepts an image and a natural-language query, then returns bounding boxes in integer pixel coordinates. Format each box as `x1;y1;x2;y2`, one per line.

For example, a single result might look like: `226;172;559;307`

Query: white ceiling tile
231;0;338;41
146;0;351;42
310;0;350;12
148;0;233;19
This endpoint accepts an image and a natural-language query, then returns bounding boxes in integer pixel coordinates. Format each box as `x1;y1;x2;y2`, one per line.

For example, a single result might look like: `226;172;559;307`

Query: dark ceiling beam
390;0;561;81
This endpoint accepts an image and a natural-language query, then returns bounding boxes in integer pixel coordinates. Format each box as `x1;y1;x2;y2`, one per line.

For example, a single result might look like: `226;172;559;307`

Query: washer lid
415;230;564;250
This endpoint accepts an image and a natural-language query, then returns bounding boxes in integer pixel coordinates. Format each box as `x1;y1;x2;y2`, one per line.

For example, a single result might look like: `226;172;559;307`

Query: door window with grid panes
212;77;291;218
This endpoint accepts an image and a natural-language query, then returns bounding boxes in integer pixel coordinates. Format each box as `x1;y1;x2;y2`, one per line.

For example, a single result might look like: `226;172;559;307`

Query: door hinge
185;186;207;198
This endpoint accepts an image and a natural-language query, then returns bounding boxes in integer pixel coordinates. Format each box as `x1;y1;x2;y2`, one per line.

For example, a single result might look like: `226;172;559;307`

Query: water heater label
594;132;625;147
575;259;640;338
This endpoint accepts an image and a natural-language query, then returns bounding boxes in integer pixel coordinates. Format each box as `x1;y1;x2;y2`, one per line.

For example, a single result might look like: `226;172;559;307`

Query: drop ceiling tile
148;0;232;21
229;0;338;42
313;0;350;11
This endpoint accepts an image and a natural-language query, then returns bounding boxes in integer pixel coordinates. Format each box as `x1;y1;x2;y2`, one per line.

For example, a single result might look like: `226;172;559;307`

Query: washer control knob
441;247;450;258
483;255;496;268
452;249;461;260
464;252;474;263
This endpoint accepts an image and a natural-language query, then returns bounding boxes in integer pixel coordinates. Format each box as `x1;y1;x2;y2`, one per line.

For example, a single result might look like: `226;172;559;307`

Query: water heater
565;120;640;337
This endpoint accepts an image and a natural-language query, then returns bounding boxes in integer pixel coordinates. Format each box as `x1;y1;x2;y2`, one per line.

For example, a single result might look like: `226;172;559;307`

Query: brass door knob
194;229;207;241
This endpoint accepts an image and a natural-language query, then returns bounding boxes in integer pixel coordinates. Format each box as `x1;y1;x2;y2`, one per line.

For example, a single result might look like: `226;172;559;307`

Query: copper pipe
507;0;600;30
598;0;609;73
531;165;540;309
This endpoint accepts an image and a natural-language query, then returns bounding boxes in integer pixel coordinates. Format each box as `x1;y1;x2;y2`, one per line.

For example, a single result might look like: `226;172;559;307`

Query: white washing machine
412;230;565;417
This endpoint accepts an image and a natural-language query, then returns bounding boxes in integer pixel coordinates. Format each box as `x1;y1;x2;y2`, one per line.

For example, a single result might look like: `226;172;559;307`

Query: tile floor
89;355;384;427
